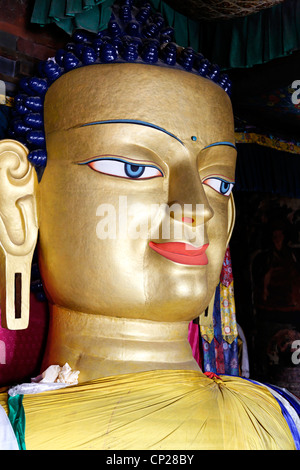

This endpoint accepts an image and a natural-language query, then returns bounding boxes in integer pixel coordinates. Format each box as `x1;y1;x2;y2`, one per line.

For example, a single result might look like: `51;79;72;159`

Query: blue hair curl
9;0;232;177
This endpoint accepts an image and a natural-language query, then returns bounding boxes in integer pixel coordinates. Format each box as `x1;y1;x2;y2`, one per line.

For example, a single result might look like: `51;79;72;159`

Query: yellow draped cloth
0;370;296;450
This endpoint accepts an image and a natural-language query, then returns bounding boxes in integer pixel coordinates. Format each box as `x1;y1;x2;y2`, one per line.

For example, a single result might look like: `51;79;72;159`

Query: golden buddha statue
0;1;299;450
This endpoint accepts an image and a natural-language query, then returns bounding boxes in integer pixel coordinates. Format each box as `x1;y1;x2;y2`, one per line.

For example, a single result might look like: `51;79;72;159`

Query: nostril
182;217;194;224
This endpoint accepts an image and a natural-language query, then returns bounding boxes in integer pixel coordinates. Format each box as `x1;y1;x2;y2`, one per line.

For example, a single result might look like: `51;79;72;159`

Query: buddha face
37;63;236;322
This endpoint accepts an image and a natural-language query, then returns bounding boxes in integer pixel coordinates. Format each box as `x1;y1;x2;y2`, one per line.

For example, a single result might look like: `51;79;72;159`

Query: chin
137;287;212;323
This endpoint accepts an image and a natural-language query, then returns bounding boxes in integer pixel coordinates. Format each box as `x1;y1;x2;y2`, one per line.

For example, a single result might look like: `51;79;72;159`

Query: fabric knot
204;371;223;381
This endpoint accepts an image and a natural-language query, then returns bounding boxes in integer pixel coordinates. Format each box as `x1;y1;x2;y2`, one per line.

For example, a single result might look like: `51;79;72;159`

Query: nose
168;165;214;227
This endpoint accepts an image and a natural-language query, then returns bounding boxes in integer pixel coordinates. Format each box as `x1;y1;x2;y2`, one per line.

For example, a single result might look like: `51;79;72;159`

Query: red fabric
204;371;222;380
0;294;48;386
188;321;203;367
220;246;233;287
214;337;225;374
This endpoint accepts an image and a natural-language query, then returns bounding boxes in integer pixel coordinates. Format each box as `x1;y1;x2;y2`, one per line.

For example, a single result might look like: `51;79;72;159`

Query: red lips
149;241;209;265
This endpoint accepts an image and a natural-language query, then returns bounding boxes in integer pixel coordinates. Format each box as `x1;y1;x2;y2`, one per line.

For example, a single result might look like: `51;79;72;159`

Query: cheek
206;202;229;270
206;194;229;239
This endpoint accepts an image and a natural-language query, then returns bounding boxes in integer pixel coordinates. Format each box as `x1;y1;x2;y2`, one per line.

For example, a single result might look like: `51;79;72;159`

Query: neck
41;304;201;383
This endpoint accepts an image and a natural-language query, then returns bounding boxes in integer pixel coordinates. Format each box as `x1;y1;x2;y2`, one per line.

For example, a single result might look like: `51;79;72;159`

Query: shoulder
218;374;300;450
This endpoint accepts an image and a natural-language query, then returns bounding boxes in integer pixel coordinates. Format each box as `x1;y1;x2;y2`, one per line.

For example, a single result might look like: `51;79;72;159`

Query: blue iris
220;180;230;194
124;163;145;178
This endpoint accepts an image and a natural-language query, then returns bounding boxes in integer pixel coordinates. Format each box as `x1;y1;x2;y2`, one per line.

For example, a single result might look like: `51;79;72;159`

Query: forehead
44;63;234;149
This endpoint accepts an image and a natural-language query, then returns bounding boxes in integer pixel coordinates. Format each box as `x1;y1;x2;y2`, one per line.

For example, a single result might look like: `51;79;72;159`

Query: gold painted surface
0;63;236;379
39;64;235;319
41;305;200;382
36;64;236;378
0;140;38;329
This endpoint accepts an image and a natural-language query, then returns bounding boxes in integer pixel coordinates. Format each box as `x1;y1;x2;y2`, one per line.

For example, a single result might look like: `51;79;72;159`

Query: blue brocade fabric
201;283;239;376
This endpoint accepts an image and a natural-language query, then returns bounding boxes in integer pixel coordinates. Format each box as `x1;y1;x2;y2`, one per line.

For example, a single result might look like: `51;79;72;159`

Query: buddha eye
81;157;163;180
203;177;234;196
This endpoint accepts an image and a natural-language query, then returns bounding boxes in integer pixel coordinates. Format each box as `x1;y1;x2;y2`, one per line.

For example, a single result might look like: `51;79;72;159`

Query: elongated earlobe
226;193;236;246
199;194;235;330
0;253;34;330
199;289;215;329
0;139;38;330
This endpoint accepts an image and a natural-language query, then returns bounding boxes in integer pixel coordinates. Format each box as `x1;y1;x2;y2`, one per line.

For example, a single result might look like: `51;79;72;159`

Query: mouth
149;241;209;265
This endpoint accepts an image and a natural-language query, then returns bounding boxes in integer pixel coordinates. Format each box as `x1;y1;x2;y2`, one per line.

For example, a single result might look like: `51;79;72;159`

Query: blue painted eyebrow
203;142;237;151
80;119;184;146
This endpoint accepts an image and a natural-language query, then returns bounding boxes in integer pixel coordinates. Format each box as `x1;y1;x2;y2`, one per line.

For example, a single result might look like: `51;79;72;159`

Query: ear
226;193;236;247
200;194;236;329
0;139;38;330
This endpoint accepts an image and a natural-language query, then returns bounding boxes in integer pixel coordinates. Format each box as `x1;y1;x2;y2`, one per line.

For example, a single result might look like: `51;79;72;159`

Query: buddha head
0;0;236;331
